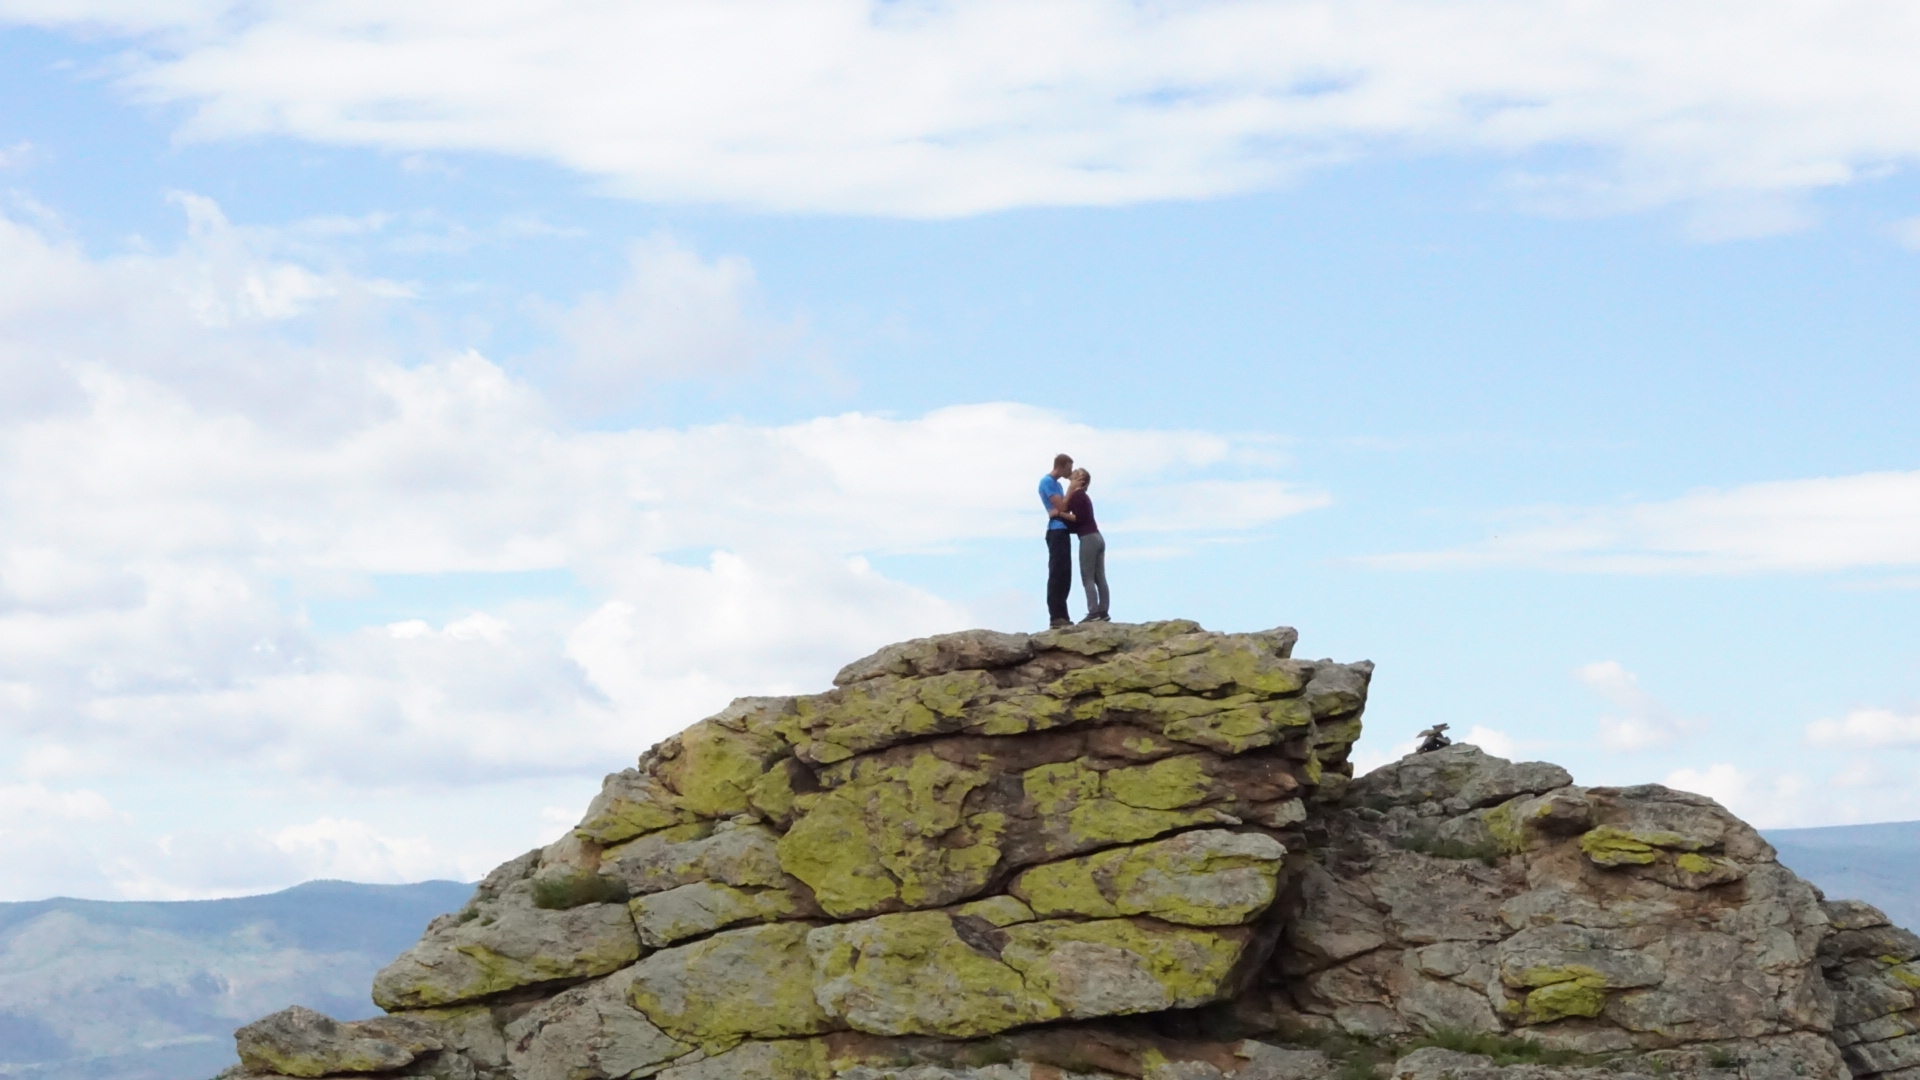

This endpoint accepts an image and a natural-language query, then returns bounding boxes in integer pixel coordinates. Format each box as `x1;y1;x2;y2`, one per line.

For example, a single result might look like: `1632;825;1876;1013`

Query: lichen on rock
225;621;1910;1080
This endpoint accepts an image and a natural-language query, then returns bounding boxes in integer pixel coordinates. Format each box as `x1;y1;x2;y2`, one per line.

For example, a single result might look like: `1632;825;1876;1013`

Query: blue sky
3;1;1920;899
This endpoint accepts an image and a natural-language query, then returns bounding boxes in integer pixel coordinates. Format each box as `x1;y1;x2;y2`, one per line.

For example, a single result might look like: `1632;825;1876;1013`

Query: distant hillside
0;879;472;1080
1767;818;1920;931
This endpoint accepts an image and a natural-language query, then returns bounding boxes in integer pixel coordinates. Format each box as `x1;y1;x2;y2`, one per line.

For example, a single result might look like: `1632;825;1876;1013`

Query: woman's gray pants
1078;531;1109;619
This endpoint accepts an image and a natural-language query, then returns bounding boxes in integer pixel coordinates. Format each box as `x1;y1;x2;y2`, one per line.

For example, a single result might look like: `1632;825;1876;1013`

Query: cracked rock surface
217;622;1915;1080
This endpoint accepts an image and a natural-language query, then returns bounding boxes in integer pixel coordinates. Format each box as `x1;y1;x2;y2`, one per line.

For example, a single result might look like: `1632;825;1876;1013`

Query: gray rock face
833;629;1039;686
220;627;1920;1080
1274;745;1843;1077
1820;898;1920;1079
370;853;641;1011
502;967;693;1080
236;1006;443;1077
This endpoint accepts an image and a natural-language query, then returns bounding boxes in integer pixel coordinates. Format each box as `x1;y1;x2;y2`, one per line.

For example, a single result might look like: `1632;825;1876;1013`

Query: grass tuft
1413;1027;1590;1066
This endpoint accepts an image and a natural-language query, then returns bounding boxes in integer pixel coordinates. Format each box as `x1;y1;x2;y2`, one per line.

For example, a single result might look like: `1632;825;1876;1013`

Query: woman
1060;468;1109;623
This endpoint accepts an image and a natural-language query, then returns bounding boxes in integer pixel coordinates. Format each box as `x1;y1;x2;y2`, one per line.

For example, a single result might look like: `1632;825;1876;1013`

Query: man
1038;453;1074;628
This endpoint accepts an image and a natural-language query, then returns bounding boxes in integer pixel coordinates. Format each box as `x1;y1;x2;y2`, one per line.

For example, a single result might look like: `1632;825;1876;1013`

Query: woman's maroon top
1066;491;1098;535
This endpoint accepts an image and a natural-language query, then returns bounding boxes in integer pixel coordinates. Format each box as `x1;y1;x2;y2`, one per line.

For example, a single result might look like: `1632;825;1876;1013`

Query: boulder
236;1007;444;1078
371;851;640;1010
224;622;1917;1080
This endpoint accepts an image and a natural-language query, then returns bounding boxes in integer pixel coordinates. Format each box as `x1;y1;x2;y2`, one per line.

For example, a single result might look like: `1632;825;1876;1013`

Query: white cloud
1663;763;1751;811
542;234;798;405
0;198;1323;896
0;782;116;822
1661;763;1816;828
1577;660;1695;751
1371;471;1920;574
1465;725;1516;759
1808;707;1920;748
6;2;1920;217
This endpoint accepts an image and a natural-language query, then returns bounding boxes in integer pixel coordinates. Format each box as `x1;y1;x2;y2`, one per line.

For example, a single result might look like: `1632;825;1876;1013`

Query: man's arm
1040;476;1068;518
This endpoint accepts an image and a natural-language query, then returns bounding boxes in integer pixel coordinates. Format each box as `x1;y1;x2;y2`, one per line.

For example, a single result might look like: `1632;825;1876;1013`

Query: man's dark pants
1046;528;1072;624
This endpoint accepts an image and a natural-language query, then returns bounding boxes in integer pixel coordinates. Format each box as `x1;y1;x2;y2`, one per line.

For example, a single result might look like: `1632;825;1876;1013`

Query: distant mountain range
0;822;1914;1080
1767;819;1920;931
0;880;472;1080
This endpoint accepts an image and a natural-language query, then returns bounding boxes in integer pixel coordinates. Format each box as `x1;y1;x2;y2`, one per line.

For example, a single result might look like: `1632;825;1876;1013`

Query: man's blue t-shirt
1039;475;1067;530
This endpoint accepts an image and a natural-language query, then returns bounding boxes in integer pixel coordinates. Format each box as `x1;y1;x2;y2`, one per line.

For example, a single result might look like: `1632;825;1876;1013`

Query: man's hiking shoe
1049;618;1072;629
1082;613;1110;623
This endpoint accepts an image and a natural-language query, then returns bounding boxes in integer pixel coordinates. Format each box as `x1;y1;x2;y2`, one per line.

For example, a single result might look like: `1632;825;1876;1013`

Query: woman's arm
1057;485;1086;522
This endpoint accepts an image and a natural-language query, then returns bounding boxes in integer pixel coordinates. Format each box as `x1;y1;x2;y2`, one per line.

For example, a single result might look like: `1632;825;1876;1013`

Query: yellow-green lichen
748;760;800;823
444;931;643;1005
809;910;1062;1036
782;671;998;762
599;821;716;868
773;793;899;916
1013;856;1122;919
954;894;1037;926
1049;637;1307;701
628;923;832;1046
777;751;1001;917
1022;760;1099;818
1520;969;1609;1024
961;690;1068;737
245;1048;400;1078
1069;801;1224;850
698;1038;836;1080
1013;830;1283;926
1104;755;1213;810
1022;760;1228;856
573;776;697;845
1482;800;1529;856
629;881;804;947
1674;852;1714;874
1163;703;1283;754
1001;917;1248;1014
1310;713;1362;745
1506;964;1611;1025
1578;826;1661;866
658;721;788;819
916;670;1000;717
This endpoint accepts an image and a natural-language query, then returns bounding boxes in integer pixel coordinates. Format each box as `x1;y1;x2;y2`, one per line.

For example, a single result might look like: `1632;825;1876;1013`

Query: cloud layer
8;1;1920;216
1372;472;1920;574
1577;660;1695;751
0;198;1320;897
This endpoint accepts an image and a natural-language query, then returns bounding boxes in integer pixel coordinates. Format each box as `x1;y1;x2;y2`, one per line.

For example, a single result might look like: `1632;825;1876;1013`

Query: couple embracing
1038;453;1109;629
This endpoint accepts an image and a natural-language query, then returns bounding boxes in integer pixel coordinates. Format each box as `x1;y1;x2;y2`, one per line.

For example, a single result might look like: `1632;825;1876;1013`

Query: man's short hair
1053;453;1073;469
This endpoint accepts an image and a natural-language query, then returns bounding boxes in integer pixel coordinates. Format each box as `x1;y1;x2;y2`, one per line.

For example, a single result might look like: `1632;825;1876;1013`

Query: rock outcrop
219;622;1920;1080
